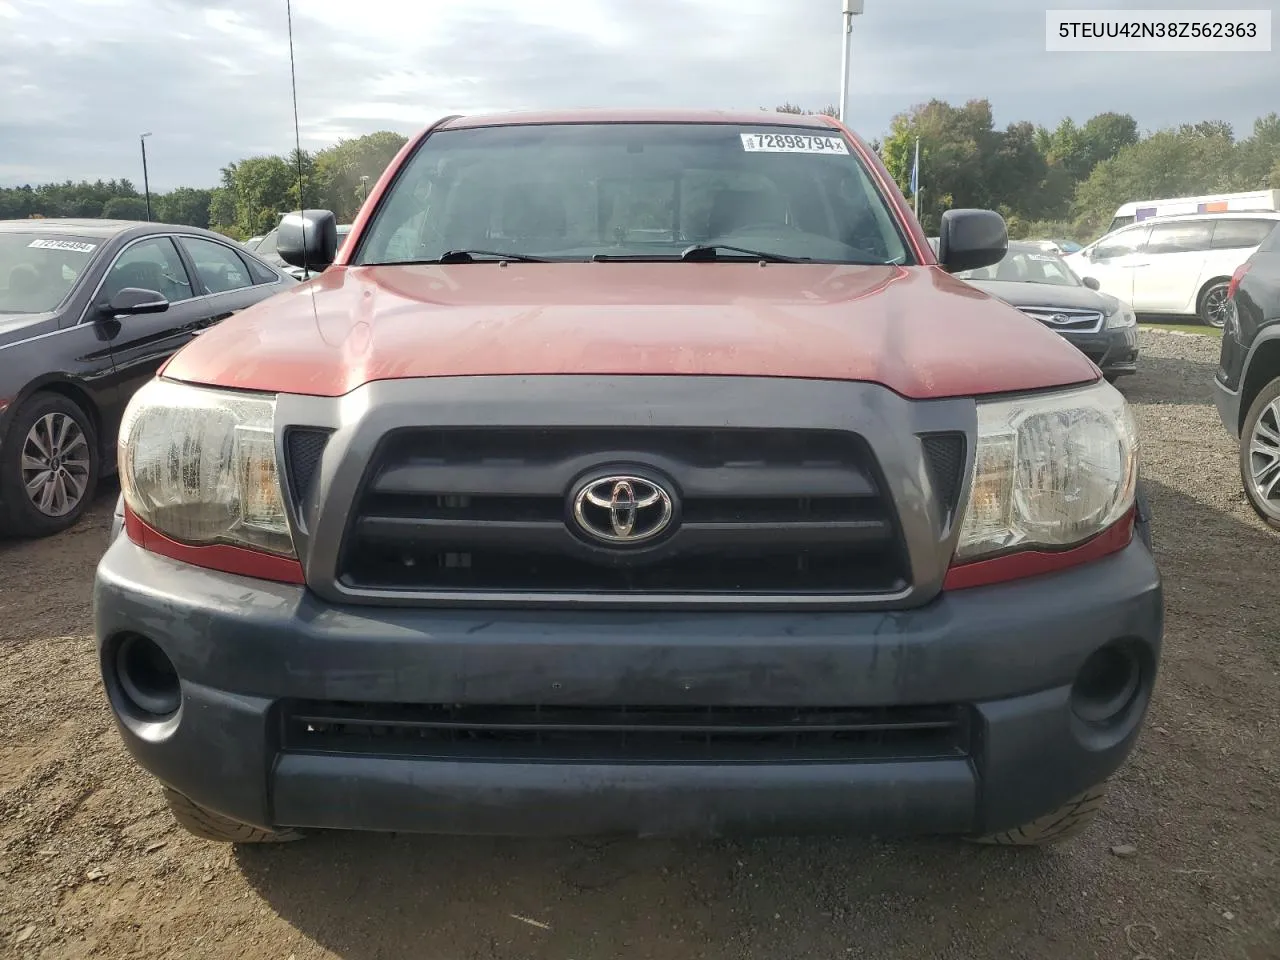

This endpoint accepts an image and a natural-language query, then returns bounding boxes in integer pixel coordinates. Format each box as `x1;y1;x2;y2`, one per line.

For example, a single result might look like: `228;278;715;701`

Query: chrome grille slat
1017;306;1105;334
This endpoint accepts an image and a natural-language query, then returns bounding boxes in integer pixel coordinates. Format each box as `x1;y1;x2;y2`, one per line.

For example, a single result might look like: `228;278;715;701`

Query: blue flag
909;138;920;196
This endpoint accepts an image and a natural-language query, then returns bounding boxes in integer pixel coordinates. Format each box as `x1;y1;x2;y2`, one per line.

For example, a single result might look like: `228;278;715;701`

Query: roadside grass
1138;319;1222;338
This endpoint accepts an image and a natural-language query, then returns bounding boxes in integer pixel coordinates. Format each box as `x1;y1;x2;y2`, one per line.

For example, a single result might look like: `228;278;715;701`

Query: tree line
2;103;1278;243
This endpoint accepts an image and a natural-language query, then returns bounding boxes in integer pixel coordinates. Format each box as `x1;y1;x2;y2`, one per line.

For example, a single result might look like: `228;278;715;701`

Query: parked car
1033;238;1083;256
0;218;297;537
952;241;1138;381
1214;224;1280;527
243;235;265;251
1065;212;1280;327
255;221;352;279
97;109;1160;848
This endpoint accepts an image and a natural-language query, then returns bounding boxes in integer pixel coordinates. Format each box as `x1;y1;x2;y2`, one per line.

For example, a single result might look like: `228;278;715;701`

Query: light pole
359;175;370;203
839;0;865;125
139;132;153;221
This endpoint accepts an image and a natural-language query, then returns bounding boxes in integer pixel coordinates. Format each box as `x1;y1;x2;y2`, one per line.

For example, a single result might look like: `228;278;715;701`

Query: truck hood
161;262;1099;399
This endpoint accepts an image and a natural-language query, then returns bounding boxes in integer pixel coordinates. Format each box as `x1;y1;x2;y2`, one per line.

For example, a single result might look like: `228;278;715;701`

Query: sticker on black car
27;238;97;253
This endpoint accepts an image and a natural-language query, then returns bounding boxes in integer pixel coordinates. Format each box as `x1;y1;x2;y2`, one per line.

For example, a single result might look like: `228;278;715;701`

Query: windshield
954;246;1080;286
0;233;100;313
255;230;278;258
355;123;912;266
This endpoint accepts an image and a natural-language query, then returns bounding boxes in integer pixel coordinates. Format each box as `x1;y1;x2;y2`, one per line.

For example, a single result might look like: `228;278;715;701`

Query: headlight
119;379;293;556
1104;302;1136;329
955;381;1138;561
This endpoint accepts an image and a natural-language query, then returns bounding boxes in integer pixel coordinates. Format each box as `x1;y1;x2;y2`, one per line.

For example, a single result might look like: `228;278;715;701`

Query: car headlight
118;378;293;556
955;381;1138;561
1104;302;1136;329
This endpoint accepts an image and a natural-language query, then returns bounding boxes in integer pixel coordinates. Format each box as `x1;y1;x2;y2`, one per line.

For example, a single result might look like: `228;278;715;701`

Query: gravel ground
2;328;1278;960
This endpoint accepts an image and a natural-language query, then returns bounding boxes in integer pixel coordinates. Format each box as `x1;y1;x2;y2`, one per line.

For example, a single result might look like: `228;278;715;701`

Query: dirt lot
2;328;1278;960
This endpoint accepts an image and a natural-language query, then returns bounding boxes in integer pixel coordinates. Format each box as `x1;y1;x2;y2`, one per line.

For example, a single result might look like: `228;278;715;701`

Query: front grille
284;427;331;507
281;700;971;763
337;428;911;597
1018;306;1104;333
921;433;966;523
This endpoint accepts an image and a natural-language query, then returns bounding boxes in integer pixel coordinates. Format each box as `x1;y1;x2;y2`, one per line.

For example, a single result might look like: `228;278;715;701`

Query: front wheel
1198;280;1231;328
969;784;1107;846
0;392;99;538
1239;375;1280;530
163;788;303;844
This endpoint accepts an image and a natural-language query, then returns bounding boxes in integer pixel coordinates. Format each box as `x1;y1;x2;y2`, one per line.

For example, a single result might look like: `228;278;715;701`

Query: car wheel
1239;375;1280;530
968;784;1107;846
163;788;303;844
1198;280;1231;328
0;393;99;538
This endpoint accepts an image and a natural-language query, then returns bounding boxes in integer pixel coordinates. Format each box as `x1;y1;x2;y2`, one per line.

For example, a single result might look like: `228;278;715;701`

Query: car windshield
0;232;100;313
255;230;278;258
354;122;912;266
954;246;1080;286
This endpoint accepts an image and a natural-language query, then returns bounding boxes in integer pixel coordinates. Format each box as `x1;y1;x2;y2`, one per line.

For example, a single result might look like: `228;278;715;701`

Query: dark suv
96;109;1162;847
1214;221;1280;526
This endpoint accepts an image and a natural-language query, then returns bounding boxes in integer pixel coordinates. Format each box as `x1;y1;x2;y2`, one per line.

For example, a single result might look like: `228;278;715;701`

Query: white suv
1066;213;1280;327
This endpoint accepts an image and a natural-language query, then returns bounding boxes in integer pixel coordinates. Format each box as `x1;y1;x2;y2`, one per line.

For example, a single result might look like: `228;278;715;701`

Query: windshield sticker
28;239;97;253
740;133;850;155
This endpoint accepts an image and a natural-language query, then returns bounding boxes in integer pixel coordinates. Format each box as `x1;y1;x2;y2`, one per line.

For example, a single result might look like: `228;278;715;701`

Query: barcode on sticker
741;133;849;155
28;239;97;253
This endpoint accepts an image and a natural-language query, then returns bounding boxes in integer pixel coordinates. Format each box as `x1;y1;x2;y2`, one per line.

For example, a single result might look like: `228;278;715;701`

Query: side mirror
107;287;169;316
936;209;1008;274
277;210;338;272
1082;276;1101;291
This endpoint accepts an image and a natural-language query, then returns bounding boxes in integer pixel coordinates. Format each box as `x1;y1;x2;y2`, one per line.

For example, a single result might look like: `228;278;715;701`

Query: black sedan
950;241;1139;381
1214;223;1280;528
0;218;297;537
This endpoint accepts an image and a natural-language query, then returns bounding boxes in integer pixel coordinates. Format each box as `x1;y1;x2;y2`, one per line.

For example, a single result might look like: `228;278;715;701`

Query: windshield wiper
679;244;808;263
407;249;550;264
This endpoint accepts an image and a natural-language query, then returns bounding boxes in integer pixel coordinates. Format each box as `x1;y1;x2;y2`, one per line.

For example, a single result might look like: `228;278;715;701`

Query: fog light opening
115;634;182;718
1071;641;1142;725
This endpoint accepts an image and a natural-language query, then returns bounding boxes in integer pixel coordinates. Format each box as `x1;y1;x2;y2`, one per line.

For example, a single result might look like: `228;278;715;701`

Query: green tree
102;196;150;220
155;187;212;227
881;99;1000;232
311;131;410;220
1234;113;1280;188
222;155;297;235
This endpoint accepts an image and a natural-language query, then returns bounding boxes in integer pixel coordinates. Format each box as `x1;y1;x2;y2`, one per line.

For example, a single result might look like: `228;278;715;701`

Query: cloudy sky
1;0;1275;190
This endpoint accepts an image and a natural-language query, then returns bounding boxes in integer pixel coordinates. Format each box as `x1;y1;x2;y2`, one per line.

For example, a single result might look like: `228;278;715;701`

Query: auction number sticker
741;133;850;154
28;238;97;253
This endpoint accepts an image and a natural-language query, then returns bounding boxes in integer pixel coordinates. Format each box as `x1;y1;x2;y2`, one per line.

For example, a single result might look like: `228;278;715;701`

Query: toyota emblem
572;475;674;545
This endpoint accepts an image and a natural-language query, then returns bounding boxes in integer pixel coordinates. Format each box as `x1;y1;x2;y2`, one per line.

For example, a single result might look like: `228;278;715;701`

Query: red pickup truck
97;109;1161;846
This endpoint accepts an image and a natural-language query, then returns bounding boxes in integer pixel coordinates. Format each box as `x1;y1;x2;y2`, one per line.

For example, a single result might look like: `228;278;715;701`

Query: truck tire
163;787;303;844
969;784;1106;846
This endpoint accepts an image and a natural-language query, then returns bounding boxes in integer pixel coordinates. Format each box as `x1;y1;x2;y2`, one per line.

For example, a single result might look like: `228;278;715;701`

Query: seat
995;256;1028;282
502;188;567;240
707;188;787;236
6;264;46;311
105;260;166;301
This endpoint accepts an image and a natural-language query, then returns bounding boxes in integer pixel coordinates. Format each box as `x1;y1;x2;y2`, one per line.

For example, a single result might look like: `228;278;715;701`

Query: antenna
285;0;307;277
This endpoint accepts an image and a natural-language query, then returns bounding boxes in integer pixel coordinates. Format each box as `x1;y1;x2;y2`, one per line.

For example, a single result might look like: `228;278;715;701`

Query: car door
1131;219;1214;313
90;234;207;443
1074;224;1151;305
174;234;287;326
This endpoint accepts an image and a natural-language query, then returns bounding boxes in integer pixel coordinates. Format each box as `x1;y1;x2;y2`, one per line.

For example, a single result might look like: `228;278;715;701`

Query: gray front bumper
94;529;1163;840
